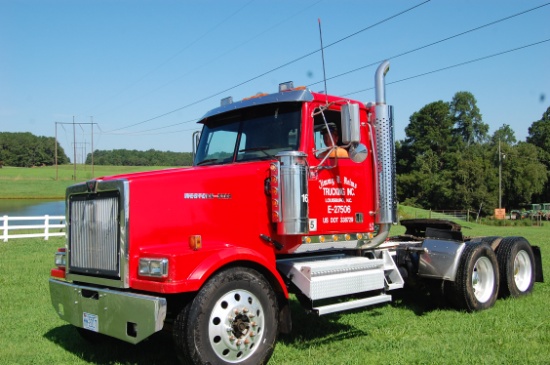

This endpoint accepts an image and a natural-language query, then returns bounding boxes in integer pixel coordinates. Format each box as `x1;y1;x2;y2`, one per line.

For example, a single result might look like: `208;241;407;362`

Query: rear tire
496;237;535;298
173;267;278;365
448;242;499;311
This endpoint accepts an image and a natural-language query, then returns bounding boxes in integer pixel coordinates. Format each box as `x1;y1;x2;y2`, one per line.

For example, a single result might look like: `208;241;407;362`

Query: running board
314;294;392;315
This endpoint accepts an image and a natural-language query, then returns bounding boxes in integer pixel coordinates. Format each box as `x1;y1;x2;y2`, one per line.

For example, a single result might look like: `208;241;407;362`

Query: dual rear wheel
447;237;536;311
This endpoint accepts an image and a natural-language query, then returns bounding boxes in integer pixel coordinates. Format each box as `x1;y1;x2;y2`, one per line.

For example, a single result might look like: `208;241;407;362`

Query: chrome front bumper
49;279;167;344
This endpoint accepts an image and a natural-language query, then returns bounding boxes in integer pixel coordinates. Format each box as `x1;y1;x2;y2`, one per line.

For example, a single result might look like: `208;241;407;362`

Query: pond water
0;199;65;218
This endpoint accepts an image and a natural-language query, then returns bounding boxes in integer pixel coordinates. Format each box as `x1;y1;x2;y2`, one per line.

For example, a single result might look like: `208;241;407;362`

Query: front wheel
173;267;279;365
448;242;499;311
496;237;535;298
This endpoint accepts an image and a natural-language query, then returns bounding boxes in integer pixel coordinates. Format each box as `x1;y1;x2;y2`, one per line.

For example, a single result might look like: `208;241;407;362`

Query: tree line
396;91;549;215
85;149;193;166
0;132;69;167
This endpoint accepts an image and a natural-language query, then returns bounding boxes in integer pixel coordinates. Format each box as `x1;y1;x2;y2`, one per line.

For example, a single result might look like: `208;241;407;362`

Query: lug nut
243;307;249;313
244;339;250;345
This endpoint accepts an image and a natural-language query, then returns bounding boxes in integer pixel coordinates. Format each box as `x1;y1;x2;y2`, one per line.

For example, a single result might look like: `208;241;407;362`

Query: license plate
83;312;99;332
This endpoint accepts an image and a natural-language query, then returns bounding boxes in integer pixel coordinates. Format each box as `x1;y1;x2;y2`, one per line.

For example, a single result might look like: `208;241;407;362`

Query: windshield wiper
238;146;273;157
196;158;220;166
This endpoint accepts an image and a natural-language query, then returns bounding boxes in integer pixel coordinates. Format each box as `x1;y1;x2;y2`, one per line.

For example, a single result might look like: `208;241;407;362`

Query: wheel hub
208;289;264;362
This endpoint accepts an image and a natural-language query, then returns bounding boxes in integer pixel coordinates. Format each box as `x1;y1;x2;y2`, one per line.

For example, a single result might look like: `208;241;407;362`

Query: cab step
277;254;386;301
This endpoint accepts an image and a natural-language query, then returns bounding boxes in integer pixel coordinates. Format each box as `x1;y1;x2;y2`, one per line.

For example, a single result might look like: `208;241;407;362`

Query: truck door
306;105;376;235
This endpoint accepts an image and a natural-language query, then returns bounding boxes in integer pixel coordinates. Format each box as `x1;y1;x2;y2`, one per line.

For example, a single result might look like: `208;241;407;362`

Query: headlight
139;258;169;278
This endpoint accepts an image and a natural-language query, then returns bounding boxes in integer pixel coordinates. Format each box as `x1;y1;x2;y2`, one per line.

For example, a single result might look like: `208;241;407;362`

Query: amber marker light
189;235;202;250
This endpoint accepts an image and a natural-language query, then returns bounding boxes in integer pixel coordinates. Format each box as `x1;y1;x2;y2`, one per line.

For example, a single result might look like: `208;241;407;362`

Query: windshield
194;102;302;165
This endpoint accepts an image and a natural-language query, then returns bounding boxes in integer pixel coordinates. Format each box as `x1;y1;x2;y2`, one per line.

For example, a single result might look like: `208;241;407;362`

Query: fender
187;245;289;298
131;242;289;297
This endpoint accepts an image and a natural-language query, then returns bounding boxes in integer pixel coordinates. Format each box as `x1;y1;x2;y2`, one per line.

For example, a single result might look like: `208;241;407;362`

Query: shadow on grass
279;286;450;349
44;325;178;365
44;289;446;364
390;286;450;316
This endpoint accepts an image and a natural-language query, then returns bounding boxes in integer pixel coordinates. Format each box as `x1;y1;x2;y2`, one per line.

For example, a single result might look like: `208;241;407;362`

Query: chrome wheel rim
208;289;264;363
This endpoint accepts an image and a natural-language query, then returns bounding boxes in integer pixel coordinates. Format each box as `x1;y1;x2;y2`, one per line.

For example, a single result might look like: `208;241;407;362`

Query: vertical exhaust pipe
374;60;397;225
360;61;396;249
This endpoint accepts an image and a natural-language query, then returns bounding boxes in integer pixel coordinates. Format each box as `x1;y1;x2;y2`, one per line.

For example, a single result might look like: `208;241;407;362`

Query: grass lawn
1;222;548;365
0;165;174;199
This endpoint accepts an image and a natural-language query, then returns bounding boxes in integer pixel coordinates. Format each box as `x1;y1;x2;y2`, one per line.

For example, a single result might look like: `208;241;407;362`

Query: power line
343;38;550;97
89;0;257;115
102;2;548;137
105;0;430;133
95;0;325;119
101;118;200;136
121;37;549;137
307;1;550;88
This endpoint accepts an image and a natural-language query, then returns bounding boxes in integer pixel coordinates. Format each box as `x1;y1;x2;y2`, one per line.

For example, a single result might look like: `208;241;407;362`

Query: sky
1;0;549;161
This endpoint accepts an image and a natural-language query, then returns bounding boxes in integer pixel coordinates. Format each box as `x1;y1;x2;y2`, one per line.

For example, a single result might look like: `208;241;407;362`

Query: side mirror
349;142;368;163
341;103;360;144
192;131;201;162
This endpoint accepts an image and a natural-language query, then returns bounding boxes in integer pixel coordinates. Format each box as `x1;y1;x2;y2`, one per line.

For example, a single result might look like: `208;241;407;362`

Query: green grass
1;222;549;365
0;165;173;199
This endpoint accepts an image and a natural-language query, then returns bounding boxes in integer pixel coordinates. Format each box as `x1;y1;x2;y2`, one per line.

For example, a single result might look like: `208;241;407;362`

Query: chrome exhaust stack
374;60;397;226
360;60;397;249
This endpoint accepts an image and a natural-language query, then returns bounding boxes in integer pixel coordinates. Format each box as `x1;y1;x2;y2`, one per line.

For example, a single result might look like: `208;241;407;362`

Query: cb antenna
318;18;328;105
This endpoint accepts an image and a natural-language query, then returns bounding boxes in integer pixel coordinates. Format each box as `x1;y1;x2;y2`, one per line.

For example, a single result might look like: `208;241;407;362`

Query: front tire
448;242;499;311
173;267;279;365
496;236;535;298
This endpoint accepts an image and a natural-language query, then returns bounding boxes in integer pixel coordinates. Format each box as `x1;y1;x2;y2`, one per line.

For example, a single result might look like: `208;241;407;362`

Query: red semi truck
49;61;543;365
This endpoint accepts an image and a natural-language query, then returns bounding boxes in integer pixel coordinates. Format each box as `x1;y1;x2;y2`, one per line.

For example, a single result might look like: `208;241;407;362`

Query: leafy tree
452;145;496;214
0;132;69;167
403;100;454;157
526;106;550;202
527;106;550;152
449;91;488;146
396;94;548;215
491;124;517;146
500;142;548;207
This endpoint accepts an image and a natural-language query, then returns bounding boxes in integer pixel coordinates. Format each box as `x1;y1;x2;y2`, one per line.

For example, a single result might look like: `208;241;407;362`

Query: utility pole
54;119;97;181
91;116;95;178
73;116;77;181
498;139;502;209
55;122;58;181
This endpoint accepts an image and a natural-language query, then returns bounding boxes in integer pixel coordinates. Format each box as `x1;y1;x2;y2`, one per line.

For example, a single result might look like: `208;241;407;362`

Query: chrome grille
69;195;120;277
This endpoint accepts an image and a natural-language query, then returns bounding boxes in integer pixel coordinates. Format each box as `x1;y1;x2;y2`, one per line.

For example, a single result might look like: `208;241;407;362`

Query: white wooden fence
1;215;66;242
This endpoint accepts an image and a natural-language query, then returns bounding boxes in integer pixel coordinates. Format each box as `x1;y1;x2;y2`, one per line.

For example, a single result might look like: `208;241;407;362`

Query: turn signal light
189;235;202;250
